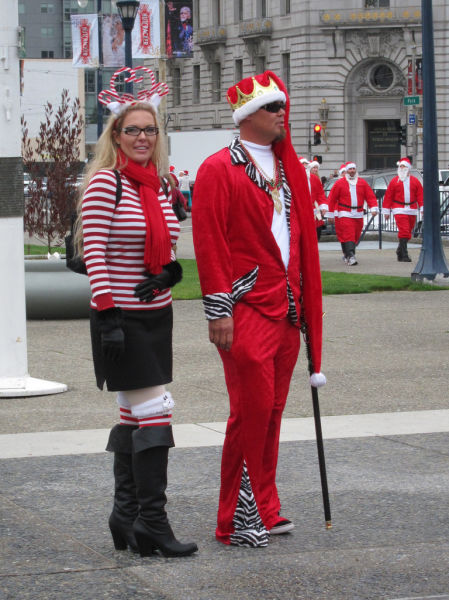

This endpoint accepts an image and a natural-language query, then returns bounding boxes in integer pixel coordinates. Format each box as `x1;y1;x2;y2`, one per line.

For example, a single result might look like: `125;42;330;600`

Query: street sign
403;96;421;106
409;114;416;124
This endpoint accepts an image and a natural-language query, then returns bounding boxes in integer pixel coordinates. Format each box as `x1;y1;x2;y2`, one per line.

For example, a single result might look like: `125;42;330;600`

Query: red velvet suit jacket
192;146;302;323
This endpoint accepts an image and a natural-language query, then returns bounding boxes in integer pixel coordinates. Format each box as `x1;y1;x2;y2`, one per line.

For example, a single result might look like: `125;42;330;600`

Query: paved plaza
1;223;449;599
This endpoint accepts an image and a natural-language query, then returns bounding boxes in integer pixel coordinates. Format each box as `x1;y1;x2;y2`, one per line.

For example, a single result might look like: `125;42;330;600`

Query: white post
0;0;67;397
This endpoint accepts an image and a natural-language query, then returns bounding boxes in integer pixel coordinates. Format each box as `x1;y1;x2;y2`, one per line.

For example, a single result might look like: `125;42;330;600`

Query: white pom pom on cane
310;372;327;388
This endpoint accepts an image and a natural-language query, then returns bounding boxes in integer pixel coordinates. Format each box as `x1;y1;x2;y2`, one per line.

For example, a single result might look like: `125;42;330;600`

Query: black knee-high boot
106;424;139;553
398;238;412;262
132;426;198;558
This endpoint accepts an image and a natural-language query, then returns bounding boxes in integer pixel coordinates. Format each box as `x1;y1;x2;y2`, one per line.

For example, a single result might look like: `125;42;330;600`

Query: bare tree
22;89;84;252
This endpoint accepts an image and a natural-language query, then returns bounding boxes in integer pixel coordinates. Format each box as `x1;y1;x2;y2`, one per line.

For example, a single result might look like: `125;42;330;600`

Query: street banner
132;0;161;58
407;58;423;96
165;1;193;58
102;14;125;67
71;14;99;68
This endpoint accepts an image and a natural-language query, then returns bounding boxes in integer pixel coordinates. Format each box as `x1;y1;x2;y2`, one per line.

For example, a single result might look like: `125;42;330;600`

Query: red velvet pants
394;213;416;239
216;302;300;544
334;217;364;243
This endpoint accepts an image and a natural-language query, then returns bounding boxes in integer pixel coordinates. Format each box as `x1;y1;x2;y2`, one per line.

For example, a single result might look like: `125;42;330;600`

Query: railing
323;189;449;245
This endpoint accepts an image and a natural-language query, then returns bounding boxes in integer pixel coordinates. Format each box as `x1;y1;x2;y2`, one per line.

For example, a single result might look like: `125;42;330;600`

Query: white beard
397;168;410;182
346;173;358;186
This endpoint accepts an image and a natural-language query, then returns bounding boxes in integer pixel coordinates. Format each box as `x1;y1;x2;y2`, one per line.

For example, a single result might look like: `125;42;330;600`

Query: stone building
17;1;448;175
162;1;447;176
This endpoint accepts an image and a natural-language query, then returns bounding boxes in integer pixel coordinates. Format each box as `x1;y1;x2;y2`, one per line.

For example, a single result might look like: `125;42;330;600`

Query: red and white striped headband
98;67;169;116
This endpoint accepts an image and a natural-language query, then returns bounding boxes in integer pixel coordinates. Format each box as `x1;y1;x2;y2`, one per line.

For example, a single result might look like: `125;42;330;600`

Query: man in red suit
382;157;423;262
307;159;327;240
192;72;326;548
326;162;378;265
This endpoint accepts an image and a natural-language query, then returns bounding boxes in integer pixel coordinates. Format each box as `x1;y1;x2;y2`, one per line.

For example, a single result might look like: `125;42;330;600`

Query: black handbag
172;188;188;221
65;169;122;275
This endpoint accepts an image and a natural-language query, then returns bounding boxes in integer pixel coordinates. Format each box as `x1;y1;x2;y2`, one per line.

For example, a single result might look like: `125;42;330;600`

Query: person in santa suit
300;157;327;240
326;162;378;265
192;72;326;548
382;157;423;262
338;163;347;178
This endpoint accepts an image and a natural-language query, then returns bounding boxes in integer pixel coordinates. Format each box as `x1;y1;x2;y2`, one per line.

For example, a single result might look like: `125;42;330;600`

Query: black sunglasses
261;101;286;113
121;126;159;137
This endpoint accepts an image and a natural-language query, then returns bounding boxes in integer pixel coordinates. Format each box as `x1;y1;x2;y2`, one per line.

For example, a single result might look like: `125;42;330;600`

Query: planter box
25;259;90;319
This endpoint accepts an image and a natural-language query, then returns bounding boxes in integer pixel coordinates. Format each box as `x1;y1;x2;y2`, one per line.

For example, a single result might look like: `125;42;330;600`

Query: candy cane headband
98;67;169;116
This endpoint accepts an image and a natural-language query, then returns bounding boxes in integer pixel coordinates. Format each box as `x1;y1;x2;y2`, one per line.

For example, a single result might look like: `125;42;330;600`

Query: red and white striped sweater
82;169;180;311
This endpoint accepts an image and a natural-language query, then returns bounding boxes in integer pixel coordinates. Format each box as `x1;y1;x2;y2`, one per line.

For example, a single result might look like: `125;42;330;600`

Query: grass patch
173;261;449;299
23;250;448;297
24;244;65;256
173;259;202;300
321;271;449;294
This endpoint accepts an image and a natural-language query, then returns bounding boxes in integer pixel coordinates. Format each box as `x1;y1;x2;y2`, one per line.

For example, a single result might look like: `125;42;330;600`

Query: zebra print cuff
203;293;233;320
231;267;258;303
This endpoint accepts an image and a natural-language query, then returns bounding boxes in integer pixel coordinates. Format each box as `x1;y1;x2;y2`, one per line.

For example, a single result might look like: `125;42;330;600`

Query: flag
165;1;193;59
71;14;99;68
132;0;161;58
102;13;125;67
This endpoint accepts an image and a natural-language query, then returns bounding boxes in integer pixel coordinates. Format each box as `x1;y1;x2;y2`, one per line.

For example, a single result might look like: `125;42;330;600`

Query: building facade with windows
18;0;121;147
17;1;449;174
161;0;449;175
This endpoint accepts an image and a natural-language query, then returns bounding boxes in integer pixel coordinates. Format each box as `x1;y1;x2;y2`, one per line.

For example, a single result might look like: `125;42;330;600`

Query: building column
0;0;66;397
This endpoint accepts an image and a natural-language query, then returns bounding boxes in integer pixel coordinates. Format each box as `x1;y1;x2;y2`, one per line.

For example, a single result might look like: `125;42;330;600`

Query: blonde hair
74;102;169;256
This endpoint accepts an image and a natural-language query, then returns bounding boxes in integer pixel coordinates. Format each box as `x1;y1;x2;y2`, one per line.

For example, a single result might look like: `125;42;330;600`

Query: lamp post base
0;376;67;398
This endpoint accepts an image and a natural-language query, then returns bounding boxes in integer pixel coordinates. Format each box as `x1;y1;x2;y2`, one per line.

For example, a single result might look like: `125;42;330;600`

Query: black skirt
90;306;173;391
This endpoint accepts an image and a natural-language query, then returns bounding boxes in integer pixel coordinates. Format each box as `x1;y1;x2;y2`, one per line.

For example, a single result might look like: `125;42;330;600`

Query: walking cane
300;319;332;529
356;213;376;247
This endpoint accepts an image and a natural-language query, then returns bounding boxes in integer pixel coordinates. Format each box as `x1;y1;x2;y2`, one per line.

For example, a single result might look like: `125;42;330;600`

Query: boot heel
109;523;128;551
134;519;197;558
134;530;157;557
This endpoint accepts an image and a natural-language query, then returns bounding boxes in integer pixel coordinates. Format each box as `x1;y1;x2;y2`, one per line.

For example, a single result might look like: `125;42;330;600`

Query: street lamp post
411;0;449;282
116;1;140;94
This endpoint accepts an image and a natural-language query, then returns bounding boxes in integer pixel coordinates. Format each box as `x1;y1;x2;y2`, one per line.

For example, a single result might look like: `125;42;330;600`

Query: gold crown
227;76;281;111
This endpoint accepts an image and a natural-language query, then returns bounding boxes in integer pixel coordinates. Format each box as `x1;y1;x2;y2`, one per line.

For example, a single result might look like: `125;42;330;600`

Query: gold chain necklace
240;142;283;214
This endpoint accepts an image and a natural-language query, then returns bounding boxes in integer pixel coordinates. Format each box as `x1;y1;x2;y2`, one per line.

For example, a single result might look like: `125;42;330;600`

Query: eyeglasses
261;101;286;114
121;126;159;137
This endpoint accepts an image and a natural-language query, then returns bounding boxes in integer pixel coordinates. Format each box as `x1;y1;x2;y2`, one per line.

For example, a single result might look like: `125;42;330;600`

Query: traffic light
400;124;407;146
313;155;323;164
313;123;322;145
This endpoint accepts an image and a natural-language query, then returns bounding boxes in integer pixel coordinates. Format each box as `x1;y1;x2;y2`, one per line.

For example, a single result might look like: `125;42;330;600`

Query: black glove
134;261;183;303
96;307;125;362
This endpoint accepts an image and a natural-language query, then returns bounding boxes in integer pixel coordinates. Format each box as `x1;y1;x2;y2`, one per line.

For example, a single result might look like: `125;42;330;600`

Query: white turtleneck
240;139;290;268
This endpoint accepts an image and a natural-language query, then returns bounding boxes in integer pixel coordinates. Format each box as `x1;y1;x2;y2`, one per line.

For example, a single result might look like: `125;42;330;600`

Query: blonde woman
75;69;197;558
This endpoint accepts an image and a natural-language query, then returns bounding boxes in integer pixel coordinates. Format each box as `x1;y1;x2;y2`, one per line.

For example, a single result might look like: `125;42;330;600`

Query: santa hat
169;165;176;173
227;72;286;126
346;162;356;170
338;164;347;175
299;156;309;165
307;160;320;172
265;71;324;382
397;157;411;168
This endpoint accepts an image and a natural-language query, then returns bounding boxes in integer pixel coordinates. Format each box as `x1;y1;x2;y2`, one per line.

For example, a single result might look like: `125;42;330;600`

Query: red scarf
118;149;171;274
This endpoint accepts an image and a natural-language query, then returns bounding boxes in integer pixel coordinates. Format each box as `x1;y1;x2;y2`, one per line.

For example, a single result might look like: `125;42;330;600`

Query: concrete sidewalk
1;223;449;599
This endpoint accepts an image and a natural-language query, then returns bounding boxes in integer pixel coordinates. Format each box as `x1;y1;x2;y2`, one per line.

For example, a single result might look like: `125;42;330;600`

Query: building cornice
319;7;421;30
